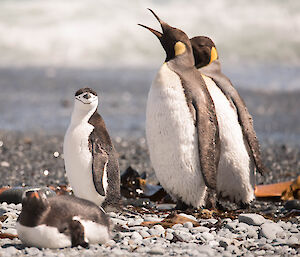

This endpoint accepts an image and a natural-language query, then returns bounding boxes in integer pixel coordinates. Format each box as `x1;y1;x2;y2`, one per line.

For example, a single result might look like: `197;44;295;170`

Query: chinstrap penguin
139;10;220;209
190;36;269;206
64;88;121;211
16;190;110;248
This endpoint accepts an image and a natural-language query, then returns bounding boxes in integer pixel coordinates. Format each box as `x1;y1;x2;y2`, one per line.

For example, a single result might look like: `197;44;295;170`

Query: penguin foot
239;202;250;210
175;200;193;211
204;188;217;210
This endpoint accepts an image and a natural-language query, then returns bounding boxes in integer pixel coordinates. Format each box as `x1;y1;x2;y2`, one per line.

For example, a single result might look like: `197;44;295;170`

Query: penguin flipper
191;85;220;190
69;219;89;248
210;74;269;176
91;140;108;196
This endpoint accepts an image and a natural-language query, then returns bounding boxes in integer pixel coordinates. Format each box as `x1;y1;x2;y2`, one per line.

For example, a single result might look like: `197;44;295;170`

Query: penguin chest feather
64;121;107;205
202;75;255;204
146;64;207;208
16;222;71;248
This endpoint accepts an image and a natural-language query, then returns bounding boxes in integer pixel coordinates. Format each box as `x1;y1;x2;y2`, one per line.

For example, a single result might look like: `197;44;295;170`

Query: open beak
138;8;169;39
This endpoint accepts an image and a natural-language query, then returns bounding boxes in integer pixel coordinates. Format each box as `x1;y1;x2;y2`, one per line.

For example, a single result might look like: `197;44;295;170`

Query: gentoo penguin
190;36;269;205
64;88;120;211
16;191;110;248
139;10;220;209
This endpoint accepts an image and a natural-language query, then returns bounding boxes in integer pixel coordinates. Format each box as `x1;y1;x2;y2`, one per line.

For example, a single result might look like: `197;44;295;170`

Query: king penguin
139;10;220;209
63;88;120;211
190;36;269;205
16;190;110;248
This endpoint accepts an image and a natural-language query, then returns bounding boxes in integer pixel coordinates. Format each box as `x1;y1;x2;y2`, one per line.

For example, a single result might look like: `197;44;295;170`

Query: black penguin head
139;9;194;66
74;87;98;110
190;36;218;69
21;190;49;215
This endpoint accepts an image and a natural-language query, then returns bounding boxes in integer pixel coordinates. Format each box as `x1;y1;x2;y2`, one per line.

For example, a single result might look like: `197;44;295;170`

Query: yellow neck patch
209;46;218;64
174;41;186;56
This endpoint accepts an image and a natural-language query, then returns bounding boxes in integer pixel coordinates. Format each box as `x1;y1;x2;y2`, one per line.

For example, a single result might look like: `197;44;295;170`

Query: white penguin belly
64;123;107;206
202;75;255;204
146;64;207;208
72;217;110;244
16;222;71;248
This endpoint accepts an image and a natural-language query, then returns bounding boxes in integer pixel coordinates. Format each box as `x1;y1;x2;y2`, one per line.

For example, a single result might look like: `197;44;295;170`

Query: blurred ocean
0;0;299;142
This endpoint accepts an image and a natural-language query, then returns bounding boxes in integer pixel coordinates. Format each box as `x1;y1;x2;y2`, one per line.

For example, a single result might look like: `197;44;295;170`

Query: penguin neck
166;52;194;74
70;105;97;125
19;205;50;227
199;59;222;76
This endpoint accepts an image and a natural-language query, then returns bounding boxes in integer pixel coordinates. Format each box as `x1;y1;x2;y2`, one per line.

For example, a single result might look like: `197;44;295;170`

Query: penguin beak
138;23;162;39
138;8;169;39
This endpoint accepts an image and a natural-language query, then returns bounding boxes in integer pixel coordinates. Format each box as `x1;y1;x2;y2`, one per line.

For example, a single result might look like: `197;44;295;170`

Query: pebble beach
0;131;299;256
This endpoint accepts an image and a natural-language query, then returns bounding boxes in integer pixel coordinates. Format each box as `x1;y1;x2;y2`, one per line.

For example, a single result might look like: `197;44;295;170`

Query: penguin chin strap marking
174;41;186;56
75;97;97;105
209;47;218;64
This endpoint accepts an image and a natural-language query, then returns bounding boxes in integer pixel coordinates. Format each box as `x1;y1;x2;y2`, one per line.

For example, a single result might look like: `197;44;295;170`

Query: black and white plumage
139;10;220;209
191;36;268;205
63;88;120;210
16;191;110;248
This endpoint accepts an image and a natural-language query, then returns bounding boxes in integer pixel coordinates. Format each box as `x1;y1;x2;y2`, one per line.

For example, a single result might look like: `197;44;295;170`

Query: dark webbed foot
175;200;193;211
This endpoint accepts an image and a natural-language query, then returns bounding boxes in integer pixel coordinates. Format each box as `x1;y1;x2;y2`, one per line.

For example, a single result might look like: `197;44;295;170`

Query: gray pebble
131;231;143;240
172;223;183;230
25;247;40;255
2;246;18;256
225;221;237;230
197;245;215;256
260;223;284;240
191;226;210;234
139;230;151;238
143;216;163;222
287;236;299;245
165;232;173;241
148;228;163;237
238;213;265;226
148;246;165;255
174;231;194;242
183;222;193;229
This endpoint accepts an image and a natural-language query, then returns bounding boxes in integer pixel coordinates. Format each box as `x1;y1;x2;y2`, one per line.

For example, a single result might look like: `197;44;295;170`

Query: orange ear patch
209;47;218;64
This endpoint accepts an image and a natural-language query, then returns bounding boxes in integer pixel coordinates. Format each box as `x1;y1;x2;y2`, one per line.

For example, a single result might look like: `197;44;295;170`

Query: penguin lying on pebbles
139;10;220;209
16;191;110;248
190;36;269;206
64;88;121;211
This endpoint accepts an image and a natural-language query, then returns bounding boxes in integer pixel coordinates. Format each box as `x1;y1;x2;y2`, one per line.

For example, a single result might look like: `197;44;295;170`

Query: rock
197;245;215;256
172;223;183;230
183;222;193;229
219;237;231;248
131;231;143;240
25;247;40;255
3;246;18;255
156;204;176;210
225;221;238;230
284;200;300;210
104;240;116;247
165;232;173;241
148;228;163;237
178;213;197;221
238;213;265;226
202;232;215;241
260;223;284;240
190;226;210;234
173;231;194;242
138;230;150;238
148;246;165;255
287;236;299;245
